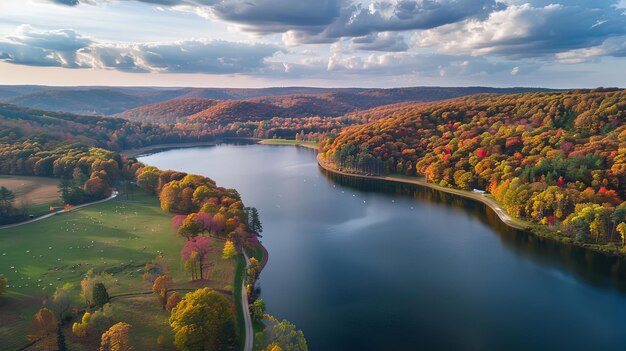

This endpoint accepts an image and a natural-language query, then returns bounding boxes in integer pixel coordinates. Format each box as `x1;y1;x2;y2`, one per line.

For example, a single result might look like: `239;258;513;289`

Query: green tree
137;166;160;194
169;288;236;351
93;283;110;309
254;315;307;351
246;207;263;235
51;283;73;321
250;299;266;323
0;186;15;215
57;326;68;351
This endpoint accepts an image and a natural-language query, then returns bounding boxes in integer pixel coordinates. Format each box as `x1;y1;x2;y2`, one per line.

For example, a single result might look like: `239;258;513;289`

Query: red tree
181;236;212;280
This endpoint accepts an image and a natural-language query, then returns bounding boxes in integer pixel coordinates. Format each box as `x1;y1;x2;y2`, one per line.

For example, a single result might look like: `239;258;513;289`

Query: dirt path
316;155;528;230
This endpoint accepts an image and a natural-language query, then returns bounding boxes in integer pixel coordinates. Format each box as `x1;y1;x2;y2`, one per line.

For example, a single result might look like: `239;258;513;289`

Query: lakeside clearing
258;139;318;150
0;188;238;350
316;155;625;257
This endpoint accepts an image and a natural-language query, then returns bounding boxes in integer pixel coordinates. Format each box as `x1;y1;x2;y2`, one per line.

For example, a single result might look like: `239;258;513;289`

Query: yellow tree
72;311;93;337
26;308;57;351
266;344;283;351
617;222;626;246
170;288;236;351
100;322;132;351
152;275;173;309
222;240;237;259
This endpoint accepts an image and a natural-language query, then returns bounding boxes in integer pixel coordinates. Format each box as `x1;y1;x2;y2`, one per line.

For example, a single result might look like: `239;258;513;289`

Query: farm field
0;188;237;350
0;175;61;215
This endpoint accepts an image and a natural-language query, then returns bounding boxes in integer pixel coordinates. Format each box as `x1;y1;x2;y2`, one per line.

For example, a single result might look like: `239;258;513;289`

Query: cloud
264;51;528;80
502;0;622;9
85;40;279;73
0;25;92;67
276;0;500;44
0;25;280;74
44;0;499;44
556;36;626;63
414;3;626;58
48;0;80;4
350;32;409;52
211;0;342;29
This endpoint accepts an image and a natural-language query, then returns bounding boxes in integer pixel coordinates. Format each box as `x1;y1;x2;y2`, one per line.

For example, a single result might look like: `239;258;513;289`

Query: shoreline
316;154;625;257
123;138;317;158
124;139;623;257
316;155;527;230
123;141;221;157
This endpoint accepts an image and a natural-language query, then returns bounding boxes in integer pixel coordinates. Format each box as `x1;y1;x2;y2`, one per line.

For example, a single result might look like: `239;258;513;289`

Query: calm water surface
140;144;626;351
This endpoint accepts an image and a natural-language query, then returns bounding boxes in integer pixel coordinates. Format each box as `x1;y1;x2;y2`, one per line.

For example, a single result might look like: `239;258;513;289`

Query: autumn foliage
321;89;626;243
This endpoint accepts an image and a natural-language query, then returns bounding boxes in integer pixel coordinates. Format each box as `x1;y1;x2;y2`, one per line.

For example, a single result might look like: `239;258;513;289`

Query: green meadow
0;188;237;350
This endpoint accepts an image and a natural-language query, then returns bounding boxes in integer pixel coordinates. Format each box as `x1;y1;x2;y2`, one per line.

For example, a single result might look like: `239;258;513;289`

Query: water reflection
321;167;626;292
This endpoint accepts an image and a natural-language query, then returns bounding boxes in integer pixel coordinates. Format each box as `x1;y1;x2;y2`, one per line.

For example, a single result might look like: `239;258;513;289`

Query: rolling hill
115;86;555;124
1;85;554;118
115;98;220;123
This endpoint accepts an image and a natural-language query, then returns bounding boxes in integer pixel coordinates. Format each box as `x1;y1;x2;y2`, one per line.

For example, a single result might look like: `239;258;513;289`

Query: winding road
242;251;254;351
0;191;118;230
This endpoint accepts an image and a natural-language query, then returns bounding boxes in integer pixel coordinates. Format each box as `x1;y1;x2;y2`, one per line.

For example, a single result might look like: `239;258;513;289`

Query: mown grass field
0;175;62;215
258;139;318;149
0;188;237;350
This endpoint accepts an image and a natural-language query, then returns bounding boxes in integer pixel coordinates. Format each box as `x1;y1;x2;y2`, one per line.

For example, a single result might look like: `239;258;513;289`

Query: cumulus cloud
0;25;280;74
556;36;626;63
350;32;409;52
264;51;527;80
503;0;622;9
45;0;499;44
414;3;626;58
276;0;500;44
85;40;279;73
0;25;92;67
211;0;342;29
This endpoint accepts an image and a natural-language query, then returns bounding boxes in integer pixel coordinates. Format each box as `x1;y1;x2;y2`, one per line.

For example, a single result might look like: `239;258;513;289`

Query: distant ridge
0;85;554;117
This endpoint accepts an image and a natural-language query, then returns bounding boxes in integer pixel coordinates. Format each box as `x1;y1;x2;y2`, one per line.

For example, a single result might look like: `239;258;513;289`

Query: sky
0;0;625;88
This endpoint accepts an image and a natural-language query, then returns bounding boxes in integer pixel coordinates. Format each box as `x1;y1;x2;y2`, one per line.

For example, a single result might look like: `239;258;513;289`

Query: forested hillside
321;88;626;245
0;103;214;151
0;86;349;115
114;86;552;125
115;98;220;123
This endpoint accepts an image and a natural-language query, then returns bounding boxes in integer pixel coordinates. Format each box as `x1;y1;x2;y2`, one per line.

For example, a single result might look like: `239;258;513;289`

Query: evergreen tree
0;186;15;215
93;283;109;309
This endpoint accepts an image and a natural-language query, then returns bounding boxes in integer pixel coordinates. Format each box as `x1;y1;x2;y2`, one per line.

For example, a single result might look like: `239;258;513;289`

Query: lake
140;143;626;351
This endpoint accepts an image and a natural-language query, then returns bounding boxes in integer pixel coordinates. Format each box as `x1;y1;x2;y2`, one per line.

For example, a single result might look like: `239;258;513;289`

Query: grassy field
258;139;318;149
0;175;62;215
0;188;238;350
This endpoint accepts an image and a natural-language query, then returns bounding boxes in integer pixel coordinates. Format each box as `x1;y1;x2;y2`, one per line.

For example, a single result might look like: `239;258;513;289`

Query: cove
139;143;626;351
